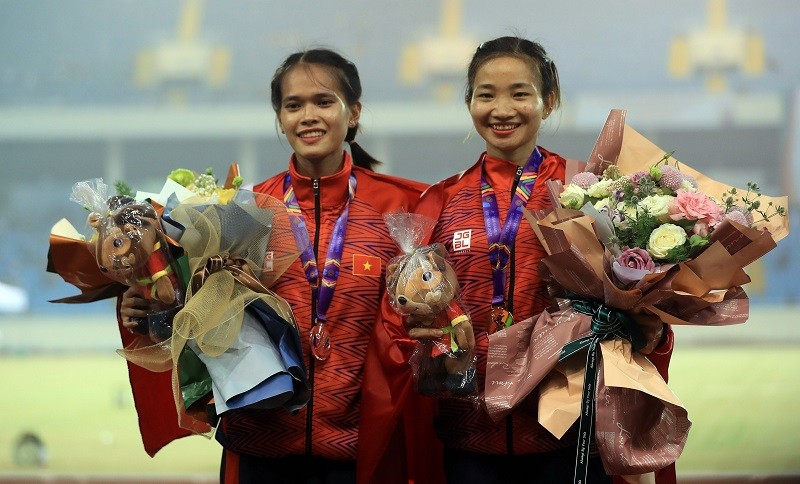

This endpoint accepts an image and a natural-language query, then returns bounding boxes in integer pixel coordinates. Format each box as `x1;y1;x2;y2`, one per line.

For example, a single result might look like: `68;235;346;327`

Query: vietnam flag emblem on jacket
352;254;381;277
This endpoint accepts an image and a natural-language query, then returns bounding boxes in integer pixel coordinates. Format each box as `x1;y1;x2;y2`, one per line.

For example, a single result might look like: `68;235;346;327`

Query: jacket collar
482;150;535;192
288;151;353;211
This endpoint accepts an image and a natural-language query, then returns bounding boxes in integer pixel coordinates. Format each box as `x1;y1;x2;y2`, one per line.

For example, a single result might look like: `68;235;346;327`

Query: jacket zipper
306;177;321;456
505;164;523;456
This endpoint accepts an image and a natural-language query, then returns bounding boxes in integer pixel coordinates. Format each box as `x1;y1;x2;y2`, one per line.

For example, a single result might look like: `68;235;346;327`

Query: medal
310;322;332;361
488;305;514;335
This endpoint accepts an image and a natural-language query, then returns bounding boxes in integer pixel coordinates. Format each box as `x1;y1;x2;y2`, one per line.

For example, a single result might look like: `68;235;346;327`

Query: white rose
560;184;587;209
586;178;614;198
637;195;675;222
647;223;687;259
593;197;613;212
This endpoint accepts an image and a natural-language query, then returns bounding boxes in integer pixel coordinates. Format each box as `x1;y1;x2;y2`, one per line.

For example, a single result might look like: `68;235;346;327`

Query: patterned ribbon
283;172;356;326
190;253;272;299
558;297;646;484
480;149;542;309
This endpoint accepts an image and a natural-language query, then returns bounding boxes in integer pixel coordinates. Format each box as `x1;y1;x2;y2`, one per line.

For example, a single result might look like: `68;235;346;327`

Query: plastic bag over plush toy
71;178;187;343
384;211;477;399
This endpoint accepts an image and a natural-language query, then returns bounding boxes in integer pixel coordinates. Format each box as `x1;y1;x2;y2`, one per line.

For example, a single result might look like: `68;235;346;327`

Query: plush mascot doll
88;195;184;341
386;243;476;396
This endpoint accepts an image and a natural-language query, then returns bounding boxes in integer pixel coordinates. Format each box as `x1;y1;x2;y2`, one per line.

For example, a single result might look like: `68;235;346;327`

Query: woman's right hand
119;286;148;330
405;314;441;340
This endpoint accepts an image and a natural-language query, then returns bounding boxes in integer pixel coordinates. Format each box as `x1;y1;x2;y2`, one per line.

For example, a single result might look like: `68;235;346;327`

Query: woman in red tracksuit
215;47;448;484
121;48;440;484
367;36;676;483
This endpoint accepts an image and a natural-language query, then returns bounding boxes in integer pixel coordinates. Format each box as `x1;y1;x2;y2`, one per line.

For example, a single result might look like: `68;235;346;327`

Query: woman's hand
407;317;476;352
119;287;148;331
405;313;440;340
451;320;475;352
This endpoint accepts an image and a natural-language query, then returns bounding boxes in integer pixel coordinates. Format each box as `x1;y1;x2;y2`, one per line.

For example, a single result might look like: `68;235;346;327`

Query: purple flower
617;247;655;272
724;210;750;227
570;172;600;189
726;205;754;226
658;166;683;191
630;171;651;186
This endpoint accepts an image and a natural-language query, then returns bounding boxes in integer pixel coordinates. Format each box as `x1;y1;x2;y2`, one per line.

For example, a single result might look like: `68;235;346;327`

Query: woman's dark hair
464;36;561;112
270;48;380;171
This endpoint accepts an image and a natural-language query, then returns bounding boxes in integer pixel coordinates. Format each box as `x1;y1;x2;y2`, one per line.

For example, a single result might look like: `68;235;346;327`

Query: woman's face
278;64;360;176
468;56;551;165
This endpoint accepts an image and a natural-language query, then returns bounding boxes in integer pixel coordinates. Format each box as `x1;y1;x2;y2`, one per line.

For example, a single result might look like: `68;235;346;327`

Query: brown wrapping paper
484;303;589;416
537;339;690;476
485;305;691;476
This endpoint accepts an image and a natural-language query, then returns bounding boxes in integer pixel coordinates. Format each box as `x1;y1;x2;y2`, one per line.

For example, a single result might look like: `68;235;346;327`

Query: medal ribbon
283;172;356;325
481;148;543;307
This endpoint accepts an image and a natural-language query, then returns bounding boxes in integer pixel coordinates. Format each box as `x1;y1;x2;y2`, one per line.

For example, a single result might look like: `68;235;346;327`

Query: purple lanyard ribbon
481;149;542;307
283;172;356;324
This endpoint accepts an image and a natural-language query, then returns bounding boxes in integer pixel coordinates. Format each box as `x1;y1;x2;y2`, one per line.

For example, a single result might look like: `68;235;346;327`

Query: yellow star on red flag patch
352;254;381;277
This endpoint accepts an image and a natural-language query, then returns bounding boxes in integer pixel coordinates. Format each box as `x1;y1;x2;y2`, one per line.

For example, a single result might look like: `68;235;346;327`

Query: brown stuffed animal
387;243;476;395
88;196;183;340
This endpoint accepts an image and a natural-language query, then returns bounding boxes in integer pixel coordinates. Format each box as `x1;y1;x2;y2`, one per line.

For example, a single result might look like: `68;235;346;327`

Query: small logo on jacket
452;230;472;251
352;254;381;277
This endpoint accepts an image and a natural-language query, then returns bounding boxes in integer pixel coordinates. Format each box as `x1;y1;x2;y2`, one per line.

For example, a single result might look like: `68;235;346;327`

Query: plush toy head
87;196;161;285
88;195;179;309
387;243;460;323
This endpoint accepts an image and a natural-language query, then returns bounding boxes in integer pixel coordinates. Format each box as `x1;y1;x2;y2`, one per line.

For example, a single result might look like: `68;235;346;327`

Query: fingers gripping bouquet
485;110;789;480
384;212;477;398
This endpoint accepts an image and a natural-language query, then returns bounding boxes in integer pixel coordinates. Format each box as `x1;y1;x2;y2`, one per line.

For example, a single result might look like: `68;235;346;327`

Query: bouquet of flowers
384;211;477;398
484;109;789;480
48;164;309;442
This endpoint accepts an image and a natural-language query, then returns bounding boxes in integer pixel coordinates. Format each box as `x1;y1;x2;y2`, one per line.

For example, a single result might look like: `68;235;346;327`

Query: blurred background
1;0;798;481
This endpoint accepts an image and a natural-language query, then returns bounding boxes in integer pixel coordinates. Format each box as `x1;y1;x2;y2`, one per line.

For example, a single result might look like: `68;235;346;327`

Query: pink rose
617;247;655;271
669;190;723;225
612;247;656;287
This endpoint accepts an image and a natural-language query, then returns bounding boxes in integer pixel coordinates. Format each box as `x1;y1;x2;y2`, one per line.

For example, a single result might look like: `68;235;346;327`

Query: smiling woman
372;35;675;484
117;48;436;484
467;57;553;165
269;50;378;178
276;64;361;178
